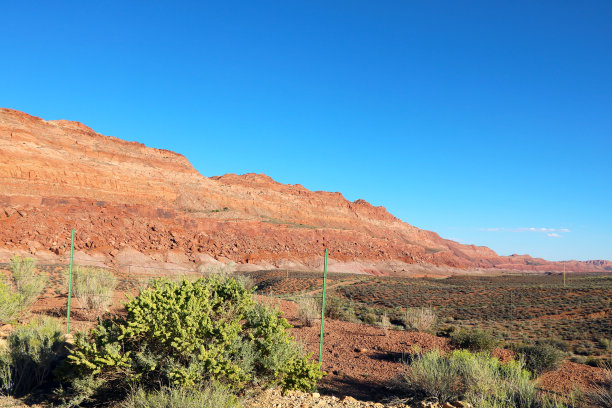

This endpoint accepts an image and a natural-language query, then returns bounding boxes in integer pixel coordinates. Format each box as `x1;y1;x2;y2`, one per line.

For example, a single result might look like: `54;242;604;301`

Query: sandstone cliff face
0;108;608;273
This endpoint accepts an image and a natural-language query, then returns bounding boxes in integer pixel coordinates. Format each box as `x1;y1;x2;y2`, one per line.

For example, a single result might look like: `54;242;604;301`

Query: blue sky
1;1;611;261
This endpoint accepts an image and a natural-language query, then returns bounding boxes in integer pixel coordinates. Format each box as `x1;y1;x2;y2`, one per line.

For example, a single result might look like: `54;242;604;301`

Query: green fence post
66;229;75;334
319;248;328;365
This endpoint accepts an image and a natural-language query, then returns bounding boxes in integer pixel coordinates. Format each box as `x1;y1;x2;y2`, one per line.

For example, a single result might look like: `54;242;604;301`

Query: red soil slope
0;108;609;273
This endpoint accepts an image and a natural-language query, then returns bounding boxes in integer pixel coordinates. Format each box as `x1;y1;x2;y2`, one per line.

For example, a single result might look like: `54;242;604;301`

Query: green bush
0;280;20;324
0;316;65;397
400;349;570;408
9;255;47;314
61;276;321;403
71;266;118;317
515;342;565;376
121;384;240;408
450;328;498;352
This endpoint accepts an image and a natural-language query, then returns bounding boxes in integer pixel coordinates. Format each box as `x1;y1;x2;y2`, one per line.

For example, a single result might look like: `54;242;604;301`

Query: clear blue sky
1;1;611;261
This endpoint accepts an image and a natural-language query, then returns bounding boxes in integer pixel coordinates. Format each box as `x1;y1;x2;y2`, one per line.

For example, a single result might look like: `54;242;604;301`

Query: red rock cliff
0;108;609;273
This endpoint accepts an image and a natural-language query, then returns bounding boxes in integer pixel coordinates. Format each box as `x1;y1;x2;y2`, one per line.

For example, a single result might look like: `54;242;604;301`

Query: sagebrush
380;311;391;336
0;316;65;397
121;384;240;408
404;307;437;333
0;280;21;324
586;362;611;408
296;296;320;327
9;255;47;314
71;265;117;317
399;349;572;408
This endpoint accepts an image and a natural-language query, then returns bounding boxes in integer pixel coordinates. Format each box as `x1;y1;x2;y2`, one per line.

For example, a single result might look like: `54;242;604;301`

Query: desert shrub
324;297;356;322
399;349;570;407
0;280;20;324
584;356;601;367
129;276;153;294
450;328;498;352
363;312;377;326
296;296;320;327
586;362;611;408
380;311;391;336
121;384;240;408
71;266;117;317
9;255;36;280
599;337;612;352
404;307;437;333
198;264;256;290
199;262;236;278
538;338;571;352
234;274;256;291
437;325;457;338
9;255;47;313
0;316;65;396
515;342;565;376
61;276;321;404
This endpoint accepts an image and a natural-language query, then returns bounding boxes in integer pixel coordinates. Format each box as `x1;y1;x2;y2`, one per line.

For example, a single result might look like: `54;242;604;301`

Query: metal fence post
66;229;75;334
319;248;328;365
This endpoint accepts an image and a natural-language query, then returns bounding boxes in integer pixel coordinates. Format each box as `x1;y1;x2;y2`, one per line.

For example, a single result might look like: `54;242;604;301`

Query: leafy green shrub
296;296;320;327
0;316;65;396
0;280;20;324
515;342;565;376
399;349;570;407
9;255;47;313
61;276;321;403
121;384;240;408
71;266;117;317
450;328;498;352
404;307;437;333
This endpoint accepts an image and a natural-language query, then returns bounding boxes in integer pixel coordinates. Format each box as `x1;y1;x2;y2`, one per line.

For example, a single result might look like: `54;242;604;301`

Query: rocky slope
0;108;609;273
